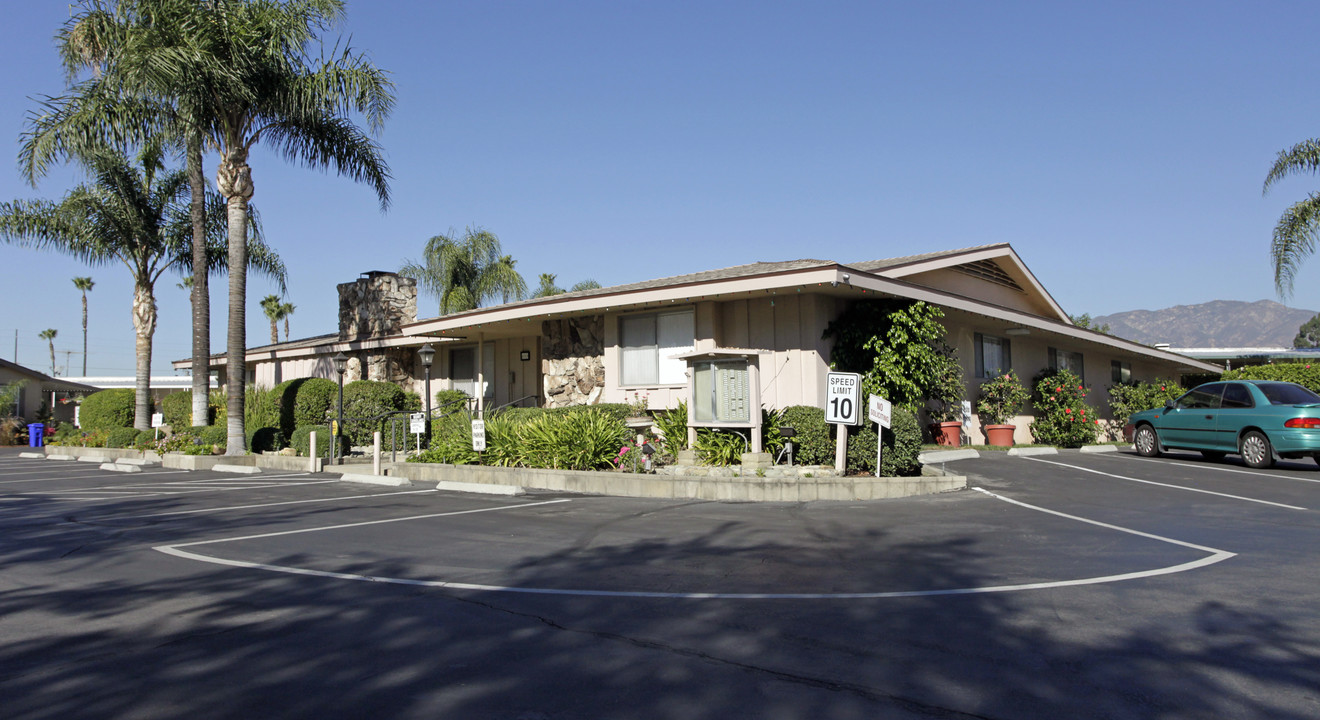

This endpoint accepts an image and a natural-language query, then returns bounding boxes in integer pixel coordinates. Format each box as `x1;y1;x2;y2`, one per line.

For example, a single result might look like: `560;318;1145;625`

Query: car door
1160;383;1225;449
1214;382;1257;451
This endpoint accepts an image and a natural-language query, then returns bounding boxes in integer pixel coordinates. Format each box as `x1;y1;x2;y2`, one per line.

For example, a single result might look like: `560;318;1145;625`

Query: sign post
471;418;486;453
409;412;425;453
869;394;892;475
825;372;862;472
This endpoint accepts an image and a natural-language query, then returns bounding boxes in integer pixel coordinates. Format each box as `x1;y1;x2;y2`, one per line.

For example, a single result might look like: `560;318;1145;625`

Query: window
621;310;694;386
1221;383;1254;409
974;333;1011;378
451;343;495;400
1048;347;1084;378
1;383;20;418
1177;383;1223;410
692;360;750;423
1111;360;1131;384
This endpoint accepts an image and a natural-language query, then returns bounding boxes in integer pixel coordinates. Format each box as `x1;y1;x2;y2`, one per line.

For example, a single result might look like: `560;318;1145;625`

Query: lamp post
333;352;348;465
418;344;435;447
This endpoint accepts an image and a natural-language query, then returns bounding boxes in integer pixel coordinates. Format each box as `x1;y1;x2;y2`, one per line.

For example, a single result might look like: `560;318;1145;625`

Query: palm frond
1264;139;1320;194
1270;193;1320;298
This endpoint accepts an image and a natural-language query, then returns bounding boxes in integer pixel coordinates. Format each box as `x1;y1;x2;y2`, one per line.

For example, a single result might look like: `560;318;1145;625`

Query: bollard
373;431;382;475
309;431;318;473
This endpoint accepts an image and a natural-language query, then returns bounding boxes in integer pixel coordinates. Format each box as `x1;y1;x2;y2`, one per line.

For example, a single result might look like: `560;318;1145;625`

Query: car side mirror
1164;399;1176;411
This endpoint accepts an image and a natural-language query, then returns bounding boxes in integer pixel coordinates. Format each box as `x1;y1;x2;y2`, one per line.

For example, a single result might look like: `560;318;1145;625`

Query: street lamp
418;344;435;446
333;352;348;465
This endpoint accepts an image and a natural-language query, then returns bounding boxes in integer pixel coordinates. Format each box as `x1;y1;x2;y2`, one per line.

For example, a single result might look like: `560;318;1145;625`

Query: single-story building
0;358;99;425
175;243;1221;444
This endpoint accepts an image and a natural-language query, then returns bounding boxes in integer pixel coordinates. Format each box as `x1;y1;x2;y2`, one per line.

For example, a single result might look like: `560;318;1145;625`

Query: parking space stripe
1105;453;1320;484
107;489;439;520
154;493;1237;600
1024;456;1308;510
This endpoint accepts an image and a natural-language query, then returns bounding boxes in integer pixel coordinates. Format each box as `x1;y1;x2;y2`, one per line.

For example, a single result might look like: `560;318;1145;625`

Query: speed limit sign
824;372;862;425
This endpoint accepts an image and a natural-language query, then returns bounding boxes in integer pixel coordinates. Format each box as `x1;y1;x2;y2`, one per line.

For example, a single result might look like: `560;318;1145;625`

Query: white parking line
1106;453;1320;484
109;489;439;520
1025;456;1308;510
27;479;339;501
154;492;1236;600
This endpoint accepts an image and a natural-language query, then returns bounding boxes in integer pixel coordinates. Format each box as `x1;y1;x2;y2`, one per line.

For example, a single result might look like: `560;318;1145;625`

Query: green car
1125;380;1320;468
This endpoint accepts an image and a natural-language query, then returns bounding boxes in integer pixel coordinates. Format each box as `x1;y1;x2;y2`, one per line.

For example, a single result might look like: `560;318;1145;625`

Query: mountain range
1091;300;1318;348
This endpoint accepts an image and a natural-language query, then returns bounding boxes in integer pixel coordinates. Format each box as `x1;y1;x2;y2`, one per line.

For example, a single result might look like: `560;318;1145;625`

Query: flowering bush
1031;369;1099;447
1106;379;1184;440
626;391;650;417
976;370;1030;426
1221;362;1320;392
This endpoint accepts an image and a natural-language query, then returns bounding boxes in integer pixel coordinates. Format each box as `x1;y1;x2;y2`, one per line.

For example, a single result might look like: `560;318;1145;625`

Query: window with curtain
621;309;694;386
1048;347;1085;378
974;333;1011;378
1111;360;1131;384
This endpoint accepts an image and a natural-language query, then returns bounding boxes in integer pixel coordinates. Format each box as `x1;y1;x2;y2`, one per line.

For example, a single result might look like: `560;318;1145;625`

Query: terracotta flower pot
934;421;963;446
985;424;1016;447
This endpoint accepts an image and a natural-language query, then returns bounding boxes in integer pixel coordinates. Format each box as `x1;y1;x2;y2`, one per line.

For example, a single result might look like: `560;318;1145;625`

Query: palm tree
532;273;564;298
72;276;94;375
1264;138;1320;298
38;329;58;376
570;279;602;292
1;141;284;430
401;228;527;315
280;301;296;341
22;0;389;453
260;294;283;345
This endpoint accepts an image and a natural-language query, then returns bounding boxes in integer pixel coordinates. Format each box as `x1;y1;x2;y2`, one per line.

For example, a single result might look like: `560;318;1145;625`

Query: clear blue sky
3;1;1320;377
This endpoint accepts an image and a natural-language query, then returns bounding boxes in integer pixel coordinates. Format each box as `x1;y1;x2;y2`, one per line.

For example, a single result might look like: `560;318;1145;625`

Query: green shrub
132;429;158;451
1221;362;1320;392
846;408;921;476
159;390;223;428
289;424;346;457
247;426;285;453
106;427;140;448
1030;369;1100;447
245;385;280;433
274;378;338;437
695;428;749;466
413;416;478;465
1106;379;1184;440
80;389;138;430
777;405;834;465
415;407;629;470
341;380;418;449
653;401;689;453
434;389;472;415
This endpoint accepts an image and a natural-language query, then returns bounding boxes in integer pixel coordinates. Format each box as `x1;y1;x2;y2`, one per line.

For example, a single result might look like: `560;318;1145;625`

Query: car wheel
1200;450;1226;461
1240;431;1274;469
1134;424;1161;457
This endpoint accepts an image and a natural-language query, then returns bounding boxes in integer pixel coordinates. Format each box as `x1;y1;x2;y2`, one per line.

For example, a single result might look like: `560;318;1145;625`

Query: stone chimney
337;271;418;341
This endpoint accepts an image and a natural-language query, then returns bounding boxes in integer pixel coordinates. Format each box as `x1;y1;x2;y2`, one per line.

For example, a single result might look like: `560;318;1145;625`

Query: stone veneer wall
342;347;414;384
338;272;417;342
542;316;604;408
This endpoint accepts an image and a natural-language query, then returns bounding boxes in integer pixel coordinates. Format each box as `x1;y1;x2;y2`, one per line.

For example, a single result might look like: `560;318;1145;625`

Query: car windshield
1256;383;1320;406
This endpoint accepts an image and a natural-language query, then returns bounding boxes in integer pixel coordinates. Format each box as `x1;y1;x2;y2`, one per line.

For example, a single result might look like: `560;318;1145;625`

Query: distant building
0;358;99;424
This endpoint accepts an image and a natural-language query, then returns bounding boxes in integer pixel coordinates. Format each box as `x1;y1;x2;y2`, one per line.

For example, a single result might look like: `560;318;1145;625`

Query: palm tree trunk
188;137;211;428
47;339;55;376
81;291;88;376
131;282;156;431
269;320;278;345
219;152;253;455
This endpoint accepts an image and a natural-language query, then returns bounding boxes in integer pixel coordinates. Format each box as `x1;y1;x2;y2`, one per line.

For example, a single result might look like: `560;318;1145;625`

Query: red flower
1065;408;1072;414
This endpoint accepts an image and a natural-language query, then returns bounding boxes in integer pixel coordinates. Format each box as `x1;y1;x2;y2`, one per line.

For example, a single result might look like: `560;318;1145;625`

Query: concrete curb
77;456;112;464
336;473;412;487
100;462;142;473
46;454;75;461
18;452;44;459
436;480;523;496
1080;445;1119;454
918;449;980;464
1007;447;1058;457
213;464;263;475
115;457;159;467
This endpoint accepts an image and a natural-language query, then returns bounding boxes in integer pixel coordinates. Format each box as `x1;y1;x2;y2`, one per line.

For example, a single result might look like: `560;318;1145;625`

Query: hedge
80;389;139;430
106;427;141;448
159;390;223;428
341;380;422;449
290;424;347;457
273;378;338;438
846;408;922;477
1221;363;1320;393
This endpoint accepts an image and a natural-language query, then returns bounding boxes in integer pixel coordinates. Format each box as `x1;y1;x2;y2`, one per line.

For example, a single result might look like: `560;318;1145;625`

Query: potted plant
976;369;1029;446
928;346;965;446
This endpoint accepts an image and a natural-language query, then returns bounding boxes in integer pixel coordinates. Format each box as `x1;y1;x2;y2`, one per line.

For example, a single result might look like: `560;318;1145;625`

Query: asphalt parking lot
1;446;1317;719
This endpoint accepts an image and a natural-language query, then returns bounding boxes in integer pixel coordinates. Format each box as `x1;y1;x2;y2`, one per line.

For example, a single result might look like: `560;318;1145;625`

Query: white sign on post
151;412;164;428
868;395;892;428
471;419;486;452
825;372;862;425
409;412;426;434
869;394;891;475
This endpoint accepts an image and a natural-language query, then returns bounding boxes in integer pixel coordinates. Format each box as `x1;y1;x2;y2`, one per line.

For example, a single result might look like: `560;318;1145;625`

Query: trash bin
28;424;43;448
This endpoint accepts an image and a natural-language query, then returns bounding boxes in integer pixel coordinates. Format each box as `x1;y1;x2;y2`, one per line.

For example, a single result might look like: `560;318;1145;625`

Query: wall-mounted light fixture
520;350;531;361
1004;327;1031;336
